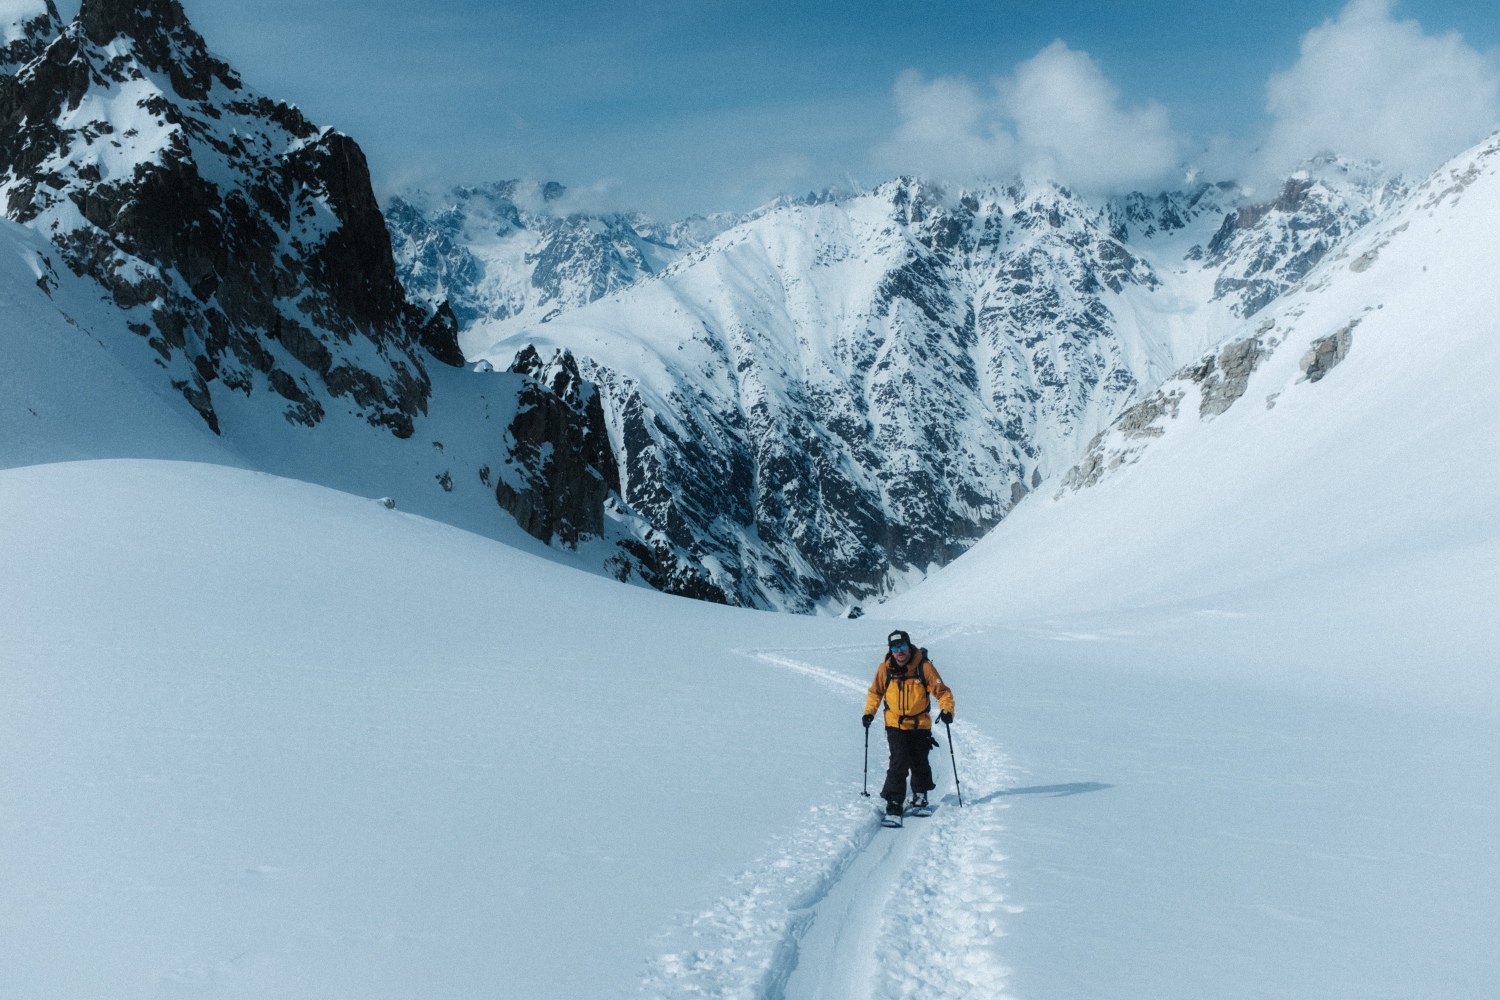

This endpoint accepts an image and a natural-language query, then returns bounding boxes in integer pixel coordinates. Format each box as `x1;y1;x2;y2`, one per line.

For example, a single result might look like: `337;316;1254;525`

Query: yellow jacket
864;649;954;730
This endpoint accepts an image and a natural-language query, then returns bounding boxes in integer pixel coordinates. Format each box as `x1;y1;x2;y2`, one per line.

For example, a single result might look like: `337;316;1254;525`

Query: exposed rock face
491;344;727;603
0;0;59;75
1301;322;1356;382
0;0;459;438
1206;156;1406;317
497;346;617;545
1197;336;1269;417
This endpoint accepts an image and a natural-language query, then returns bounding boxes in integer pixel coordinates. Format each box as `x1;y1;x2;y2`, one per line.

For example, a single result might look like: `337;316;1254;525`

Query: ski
910;803;935;818
880;812;904;828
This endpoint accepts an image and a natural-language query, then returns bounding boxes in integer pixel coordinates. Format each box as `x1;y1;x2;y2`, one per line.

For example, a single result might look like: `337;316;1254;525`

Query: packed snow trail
643;646;1015;1000
781;819;919;1000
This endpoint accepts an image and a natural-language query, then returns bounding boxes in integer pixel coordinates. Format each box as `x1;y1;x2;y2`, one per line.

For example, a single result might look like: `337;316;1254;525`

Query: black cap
887;629;911;648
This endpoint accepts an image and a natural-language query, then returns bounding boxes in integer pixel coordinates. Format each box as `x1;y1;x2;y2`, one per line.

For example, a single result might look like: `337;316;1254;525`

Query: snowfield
3;460;1496;998
2;5;1497;998
0;460;1005;999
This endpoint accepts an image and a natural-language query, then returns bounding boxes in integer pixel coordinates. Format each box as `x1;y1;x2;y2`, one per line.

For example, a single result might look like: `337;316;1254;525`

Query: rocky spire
76;0;238;99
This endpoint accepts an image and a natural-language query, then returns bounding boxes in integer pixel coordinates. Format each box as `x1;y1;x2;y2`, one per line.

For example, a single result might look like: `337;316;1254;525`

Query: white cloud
1261;0;1500;178
877;41;1183;193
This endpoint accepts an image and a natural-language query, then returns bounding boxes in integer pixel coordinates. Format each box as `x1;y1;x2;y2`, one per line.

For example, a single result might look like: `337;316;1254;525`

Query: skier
862;629;955;822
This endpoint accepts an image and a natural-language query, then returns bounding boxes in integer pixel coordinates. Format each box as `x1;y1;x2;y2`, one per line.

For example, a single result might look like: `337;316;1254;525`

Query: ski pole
861;723;871;797
945;720;963;807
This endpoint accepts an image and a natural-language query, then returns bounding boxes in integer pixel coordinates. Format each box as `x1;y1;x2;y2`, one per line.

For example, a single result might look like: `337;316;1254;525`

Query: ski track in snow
641;648;1016;999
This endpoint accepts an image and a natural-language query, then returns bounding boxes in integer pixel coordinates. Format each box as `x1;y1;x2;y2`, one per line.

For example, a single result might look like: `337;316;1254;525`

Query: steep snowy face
0;0;462;438
469;171;1384;611
386;181;736;340
466;181;1145;611
895;133;1500;642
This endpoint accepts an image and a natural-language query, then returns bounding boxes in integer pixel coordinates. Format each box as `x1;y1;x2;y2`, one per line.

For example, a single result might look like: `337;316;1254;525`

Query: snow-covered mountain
0;0;720;600
463;161;1400;611
386;181;739;334
890;132;1500;707
0;0;463;437
0;0;1421;616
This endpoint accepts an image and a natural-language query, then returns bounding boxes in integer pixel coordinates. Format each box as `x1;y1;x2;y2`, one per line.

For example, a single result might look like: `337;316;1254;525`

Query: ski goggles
889;643;910;653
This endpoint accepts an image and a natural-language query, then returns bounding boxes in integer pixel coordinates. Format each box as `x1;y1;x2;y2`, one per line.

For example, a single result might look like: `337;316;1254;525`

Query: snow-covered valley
2;0;1498;996
408;161;1403;611
2;460;1495;998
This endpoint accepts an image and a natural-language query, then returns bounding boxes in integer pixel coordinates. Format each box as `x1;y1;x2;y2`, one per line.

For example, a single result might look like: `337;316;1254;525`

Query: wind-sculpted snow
471;170;1390;611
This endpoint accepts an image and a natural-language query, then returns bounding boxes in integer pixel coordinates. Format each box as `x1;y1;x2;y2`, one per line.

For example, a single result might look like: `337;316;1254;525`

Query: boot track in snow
642;646;1017;1000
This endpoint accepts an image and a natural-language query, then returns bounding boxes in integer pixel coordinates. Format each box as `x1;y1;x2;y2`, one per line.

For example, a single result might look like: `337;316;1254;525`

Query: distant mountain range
388;161;1403;610
2;0;1461;616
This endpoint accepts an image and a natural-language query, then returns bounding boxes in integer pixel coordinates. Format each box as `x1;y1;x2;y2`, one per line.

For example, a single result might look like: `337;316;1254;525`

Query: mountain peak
76;0;239;99
0;0;59;75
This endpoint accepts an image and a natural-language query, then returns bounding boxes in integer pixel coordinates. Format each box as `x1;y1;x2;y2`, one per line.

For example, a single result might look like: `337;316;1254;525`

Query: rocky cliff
0;0;716;600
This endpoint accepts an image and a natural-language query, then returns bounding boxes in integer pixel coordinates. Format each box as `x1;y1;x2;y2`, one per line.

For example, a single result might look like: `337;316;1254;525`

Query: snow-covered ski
880;808;904;828
910;803;935;818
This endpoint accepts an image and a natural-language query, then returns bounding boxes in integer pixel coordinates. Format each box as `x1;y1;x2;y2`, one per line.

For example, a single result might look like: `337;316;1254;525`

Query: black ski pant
880;725;935;803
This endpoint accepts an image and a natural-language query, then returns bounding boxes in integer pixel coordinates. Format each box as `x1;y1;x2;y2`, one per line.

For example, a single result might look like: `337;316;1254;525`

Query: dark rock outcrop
0;0;454;435
497;345;728;603
497;346;616;545
0;1;61;77
1301;321;1356;383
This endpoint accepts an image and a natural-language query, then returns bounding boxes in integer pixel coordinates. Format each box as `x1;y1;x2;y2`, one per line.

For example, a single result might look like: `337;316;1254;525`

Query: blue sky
62;1;1500;217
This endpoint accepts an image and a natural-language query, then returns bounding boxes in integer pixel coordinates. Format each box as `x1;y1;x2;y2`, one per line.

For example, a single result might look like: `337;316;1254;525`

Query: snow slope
890;133;1500;713
0;217;232;468
3;460;1496;998
0;460;820;997
0;460;1005;999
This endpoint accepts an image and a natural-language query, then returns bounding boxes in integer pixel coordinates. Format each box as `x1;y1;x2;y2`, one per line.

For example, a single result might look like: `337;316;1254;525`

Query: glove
939;711;954;724
862;714;874;729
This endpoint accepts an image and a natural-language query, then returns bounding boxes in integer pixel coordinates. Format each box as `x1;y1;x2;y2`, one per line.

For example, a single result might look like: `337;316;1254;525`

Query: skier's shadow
958;782;1113;805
